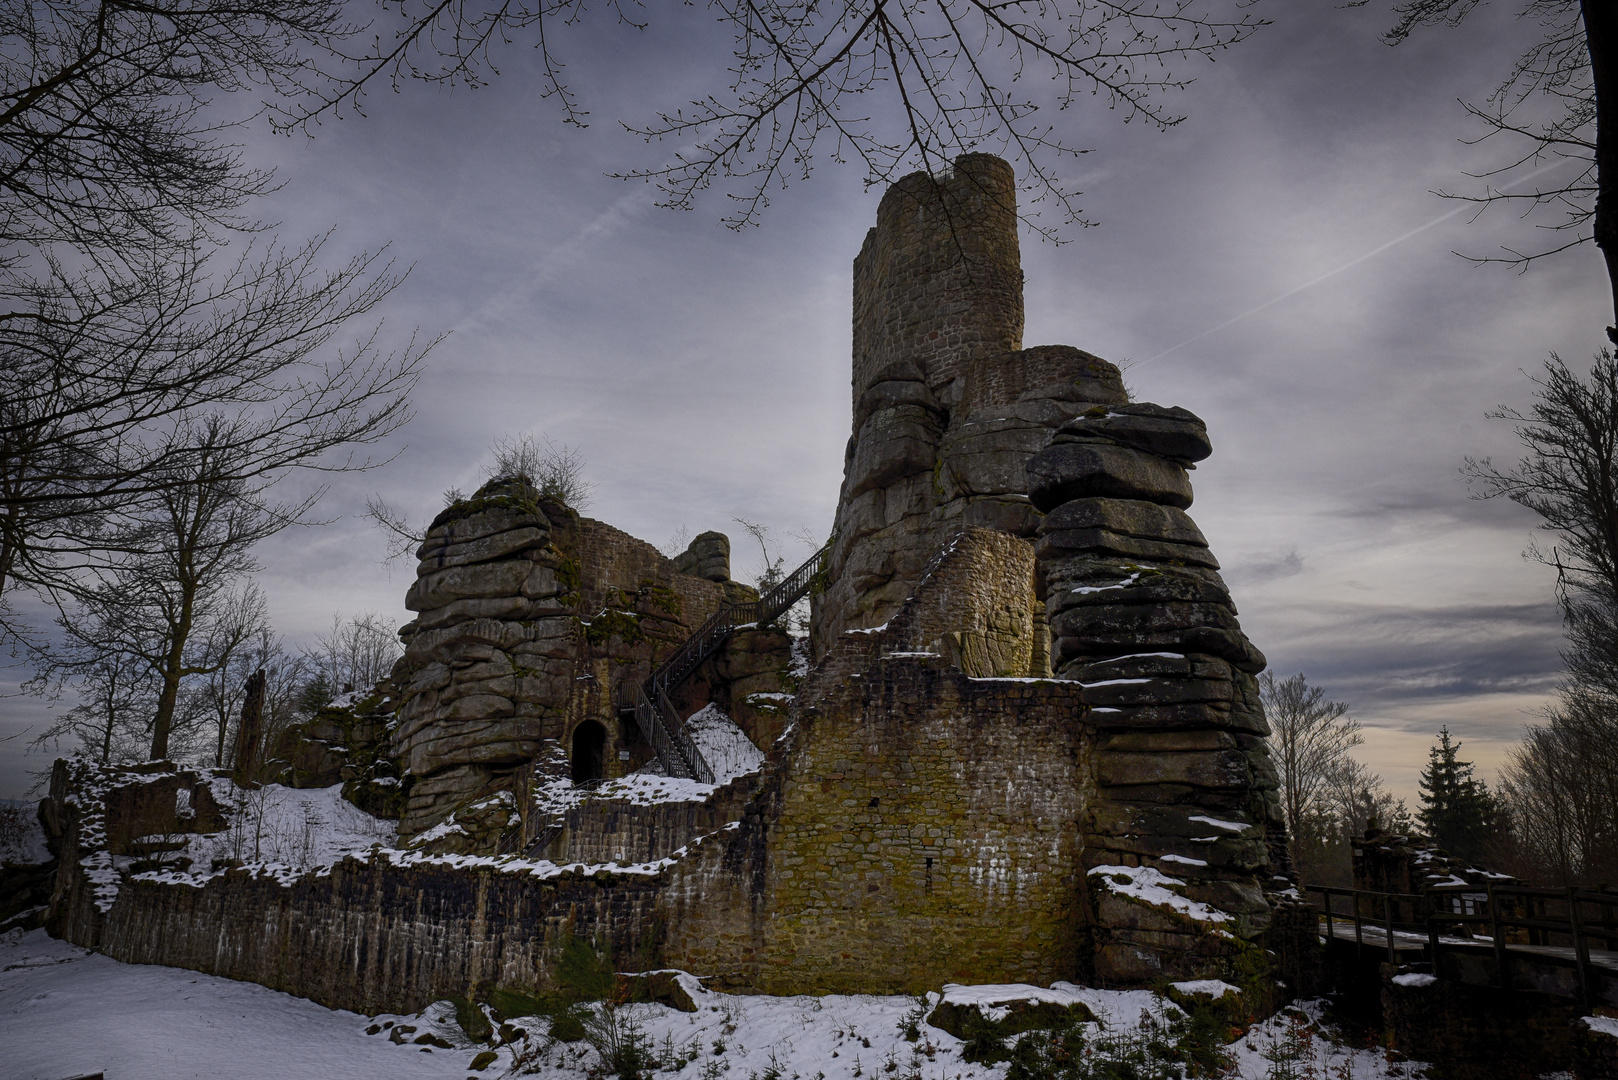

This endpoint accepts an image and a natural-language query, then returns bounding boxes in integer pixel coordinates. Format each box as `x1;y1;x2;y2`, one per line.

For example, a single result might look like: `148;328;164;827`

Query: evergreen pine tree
1417;726;1499;864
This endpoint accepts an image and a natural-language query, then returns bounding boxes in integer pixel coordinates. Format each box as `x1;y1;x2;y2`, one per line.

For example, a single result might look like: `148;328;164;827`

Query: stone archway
571;720;607;784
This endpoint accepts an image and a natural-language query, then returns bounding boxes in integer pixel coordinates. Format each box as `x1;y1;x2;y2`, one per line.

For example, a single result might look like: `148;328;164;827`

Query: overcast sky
0;0;1602;804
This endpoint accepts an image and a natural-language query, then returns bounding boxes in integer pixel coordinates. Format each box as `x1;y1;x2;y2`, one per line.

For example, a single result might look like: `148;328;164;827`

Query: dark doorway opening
571;720;607;784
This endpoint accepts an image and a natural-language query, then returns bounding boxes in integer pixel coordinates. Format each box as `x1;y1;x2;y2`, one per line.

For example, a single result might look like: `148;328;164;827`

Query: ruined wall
662;528;1093;994
79;856;671;1016
752;658;1090;994
851;153;1022;399
540;775;759;866
390;476;759;848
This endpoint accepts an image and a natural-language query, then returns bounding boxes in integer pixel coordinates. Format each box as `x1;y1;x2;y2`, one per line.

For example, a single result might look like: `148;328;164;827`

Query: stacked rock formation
670;531;731;582
1026;400;1289;979
391;477;577;840
814;153;1132;659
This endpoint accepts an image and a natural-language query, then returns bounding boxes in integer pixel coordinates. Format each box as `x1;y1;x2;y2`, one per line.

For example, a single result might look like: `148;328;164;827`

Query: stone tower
815;154;1129;657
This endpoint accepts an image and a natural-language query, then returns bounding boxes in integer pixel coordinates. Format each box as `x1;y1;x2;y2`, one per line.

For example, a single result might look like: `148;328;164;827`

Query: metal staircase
633;542;830;782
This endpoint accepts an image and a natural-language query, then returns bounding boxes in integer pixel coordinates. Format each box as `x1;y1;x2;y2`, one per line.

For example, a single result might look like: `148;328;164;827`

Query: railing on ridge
1305;880;1618;1009
633;542;831;782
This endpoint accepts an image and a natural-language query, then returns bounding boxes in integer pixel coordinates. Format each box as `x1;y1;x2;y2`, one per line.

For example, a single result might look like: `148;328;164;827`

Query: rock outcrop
1027;398;1289;982
390;477;577;841
386;476;791;849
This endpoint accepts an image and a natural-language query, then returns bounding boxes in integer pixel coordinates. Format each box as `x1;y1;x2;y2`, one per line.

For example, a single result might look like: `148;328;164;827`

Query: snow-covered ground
683;704;765;785
1;929;1448;1080
180;781;397;870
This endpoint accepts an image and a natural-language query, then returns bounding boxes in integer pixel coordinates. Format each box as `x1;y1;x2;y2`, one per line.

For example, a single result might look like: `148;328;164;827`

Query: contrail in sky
1138;159;1580;367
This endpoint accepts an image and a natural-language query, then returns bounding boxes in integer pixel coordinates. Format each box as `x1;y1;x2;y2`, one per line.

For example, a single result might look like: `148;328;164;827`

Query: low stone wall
1574;1016;1618;1080
84;854;670;1015
545;777;759;865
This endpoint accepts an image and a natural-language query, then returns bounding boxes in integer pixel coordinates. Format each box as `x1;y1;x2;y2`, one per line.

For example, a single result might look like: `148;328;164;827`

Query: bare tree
303;611;402;700
30;647;155;765
1259;671;1365;876
486;433;594;510
0;237;426;631
41;414;308;760
1466;350;1618;881
1498;689;1618;884
1466;351;1618;695
1351;1;1618;340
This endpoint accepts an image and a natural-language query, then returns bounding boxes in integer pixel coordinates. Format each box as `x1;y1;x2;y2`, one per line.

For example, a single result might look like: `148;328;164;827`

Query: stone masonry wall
879;525;1037;677
540;775;760;866
664;657;1093;995
851;153;1022;401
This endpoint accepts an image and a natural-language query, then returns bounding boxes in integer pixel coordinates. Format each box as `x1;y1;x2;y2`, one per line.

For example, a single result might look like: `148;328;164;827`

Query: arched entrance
571;720;607;784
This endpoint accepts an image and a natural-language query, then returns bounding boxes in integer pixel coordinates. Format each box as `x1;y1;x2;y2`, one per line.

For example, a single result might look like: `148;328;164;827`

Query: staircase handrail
633;542;830;779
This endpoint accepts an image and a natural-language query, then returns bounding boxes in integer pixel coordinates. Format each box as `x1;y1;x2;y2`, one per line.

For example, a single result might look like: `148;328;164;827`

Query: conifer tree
1417;726;1499;864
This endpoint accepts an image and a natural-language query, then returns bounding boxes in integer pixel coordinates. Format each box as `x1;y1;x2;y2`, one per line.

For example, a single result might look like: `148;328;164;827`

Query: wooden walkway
1307;883;1618;1009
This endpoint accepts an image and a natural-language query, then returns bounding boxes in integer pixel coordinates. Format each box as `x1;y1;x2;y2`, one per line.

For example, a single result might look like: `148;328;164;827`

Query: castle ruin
36;154;1303;1012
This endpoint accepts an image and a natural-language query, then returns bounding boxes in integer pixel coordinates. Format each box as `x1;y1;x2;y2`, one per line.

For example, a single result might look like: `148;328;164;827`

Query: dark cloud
0;1;1601;797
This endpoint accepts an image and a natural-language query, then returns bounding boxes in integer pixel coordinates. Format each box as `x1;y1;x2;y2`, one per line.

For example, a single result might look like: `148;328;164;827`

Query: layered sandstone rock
388;477;791;850
390;477;576;841
1027;399;1290;982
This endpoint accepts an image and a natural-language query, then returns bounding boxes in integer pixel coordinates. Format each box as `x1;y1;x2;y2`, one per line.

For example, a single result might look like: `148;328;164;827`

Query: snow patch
0;930;1436;1080
1391;973;1437;988
1087;865;1233;929
1582;1015;1618;1038
1187;814;1251;834
1169;980;1241;999
683;704;765;785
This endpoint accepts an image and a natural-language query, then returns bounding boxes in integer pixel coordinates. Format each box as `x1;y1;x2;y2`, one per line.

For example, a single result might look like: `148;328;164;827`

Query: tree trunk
232;668;266;784
1583;0;1618;343
149;586;198;761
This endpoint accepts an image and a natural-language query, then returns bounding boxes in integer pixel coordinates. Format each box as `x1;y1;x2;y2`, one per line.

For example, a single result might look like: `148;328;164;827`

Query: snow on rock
1087;864;1233;927
1187;814;1252;834
1169;979;1241;999
683;704;765;785
1391;973;1437;988
1582;1015;1618;1038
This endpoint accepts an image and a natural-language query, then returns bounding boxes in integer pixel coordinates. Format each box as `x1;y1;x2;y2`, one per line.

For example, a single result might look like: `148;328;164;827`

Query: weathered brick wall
664;656;1091;995
851;153;1022;405
543;776;759;865
881;526;1037;677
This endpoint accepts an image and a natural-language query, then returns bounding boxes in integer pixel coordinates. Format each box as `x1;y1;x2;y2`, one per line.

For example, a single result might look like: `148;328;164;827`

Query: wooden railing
1305;881;1618;1009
